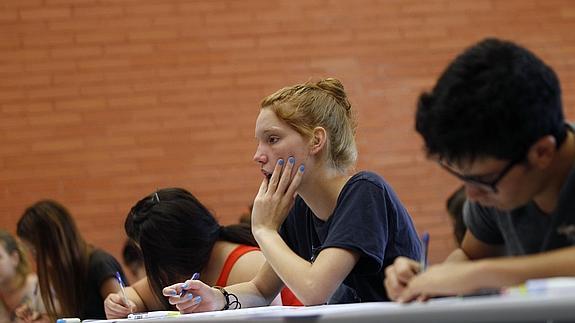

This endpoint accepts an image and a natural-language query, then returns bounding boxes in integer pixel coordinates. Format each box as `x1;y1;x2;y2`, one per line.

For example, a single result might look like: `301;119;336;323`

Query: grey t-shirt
464;164;575;256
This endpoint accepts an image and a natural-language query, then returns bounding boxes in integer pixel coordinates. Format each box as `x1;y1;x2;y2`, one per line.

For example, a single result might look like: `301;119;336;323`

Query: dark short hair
416;38;566;164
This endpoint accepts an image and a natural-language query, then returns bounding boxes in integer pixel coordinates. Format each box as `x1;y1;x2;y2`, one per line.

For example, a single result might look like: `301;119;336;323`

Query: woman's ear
309;127;327;155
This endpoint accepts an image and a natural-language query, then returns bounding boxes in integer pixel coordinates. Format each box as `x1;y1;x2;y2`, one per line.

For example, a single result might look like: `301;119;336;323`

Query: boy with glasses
384;38;575;302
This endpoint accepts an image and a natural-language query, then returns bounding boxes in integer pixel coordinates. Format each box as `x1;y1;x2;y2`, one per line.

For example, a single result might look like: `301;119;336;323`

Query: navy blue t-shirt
280;171;421;303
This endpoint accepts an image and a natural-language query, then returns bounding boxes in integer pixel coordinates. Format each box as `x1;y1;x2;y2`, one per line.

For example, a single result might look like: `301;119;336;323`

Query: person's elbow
294;279;333;306
300;297;327;306
299;292;331;306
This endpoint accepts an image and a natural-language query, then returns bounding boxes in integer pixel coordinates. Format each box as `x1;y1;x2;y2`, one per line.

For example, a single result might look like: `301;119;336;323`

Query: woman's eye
268;136;279;144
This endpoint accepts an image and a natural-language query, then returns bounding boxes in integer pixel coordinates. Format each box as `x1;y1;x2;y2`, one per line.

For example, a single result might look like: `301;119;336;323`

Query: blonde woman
0;230;45;323
164;78;422;311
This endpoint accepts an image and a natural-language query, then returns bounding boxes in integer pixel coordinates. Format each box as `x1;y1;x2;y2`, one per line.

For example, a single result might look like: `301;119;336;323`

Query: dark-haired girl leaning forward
104;188;295;319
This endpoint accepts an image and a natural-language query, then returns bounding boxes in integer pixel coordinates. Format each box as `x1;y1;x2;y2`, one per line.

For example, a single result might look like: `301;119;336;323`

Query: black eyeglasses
439;157;524;193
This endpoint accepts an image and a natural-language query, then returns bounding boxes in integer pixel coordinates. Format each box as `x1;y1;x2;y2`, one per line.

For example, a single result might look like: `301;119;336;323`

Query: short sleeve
319;180;389;274
464;201;504;245
90;250;125;288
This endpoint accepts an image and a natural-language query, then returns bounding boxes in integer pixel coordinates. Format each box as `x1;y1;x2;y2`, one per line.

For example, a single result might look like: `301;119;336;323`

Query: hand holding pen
179;272;200;297
14;282;42;323
103;272;136;319
104;292;137;319
115;272;130;308
162;273;205;313
384;232;430;301
395;233;490;302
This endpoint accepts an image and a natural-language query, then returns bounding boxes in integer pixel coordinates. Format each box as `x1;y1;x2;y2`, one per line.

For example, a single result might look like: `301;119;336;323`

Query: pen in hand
179;272;200;297
22;282;40;321
31;282;39;312
419;232;430;272
115;271;132;313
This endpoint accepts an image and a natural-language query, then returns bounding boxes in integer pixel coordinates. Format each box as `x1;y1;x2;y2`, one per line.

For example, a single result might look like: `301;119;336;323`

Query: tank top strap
215;245;260;286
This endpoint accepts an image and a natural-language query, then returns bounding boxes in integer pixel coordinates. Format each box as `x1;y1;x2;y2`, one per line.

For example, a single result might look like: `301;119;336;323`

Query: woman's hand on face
251;157;305;233
162;279;223;313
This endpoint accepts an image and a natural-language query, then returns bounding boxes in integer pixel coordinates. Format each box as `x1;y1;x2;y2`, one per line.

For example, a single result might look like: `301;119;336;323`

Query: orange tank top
215;245;303;306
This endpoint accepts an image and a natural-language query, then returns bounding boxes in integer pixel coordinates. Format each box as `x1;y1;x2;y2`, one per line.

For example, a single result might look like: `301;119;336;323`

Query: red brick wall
2;0;575;272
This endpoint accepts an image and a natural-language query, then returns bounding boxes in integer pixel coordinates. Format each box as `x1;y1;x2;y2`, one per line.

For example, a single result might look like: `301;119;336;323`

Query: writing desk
99;292;575;323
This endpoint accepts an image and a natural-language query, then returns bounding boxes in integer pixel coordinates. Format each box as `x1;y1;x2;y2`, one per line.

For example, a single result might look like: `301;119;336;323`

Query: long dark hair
17;200;90;320
125;187;256;309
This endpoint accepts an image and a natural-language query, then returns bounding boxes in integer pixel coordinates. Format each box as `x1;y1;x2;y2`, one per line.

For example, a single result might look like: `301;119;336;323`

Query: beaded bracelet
214;286;241;310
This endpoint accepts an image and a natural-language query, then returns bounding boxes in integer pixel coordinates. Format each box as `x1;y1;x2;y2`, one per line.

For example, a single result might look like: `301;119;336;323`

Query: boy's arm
397;245;575;302
458;230;504;260
385;229;500;301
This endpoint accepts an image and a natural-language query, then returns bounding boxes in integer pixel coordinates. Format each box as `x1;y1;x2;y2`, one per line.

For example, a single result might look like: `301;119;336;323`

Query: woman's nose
253;147;267;164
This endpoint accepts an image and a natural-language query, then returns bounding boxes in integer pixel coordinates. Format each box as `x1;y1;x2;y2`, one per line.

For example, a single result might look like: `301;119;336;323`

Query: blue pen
179;272;200;297
115;271;131;311
419;232;430;272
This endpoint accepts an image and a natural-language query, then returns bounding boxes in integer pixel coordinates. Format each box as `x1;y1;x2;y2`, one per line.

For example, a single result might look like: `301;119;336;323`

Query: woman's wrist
212;286;241;310
252;226;279;245
210;287;227;311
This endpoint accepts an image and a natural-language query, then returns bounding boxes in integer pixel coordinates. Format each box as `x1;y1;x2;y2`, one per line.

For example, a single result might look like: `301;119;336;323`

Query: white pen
30;282;39;313
128;311;181;320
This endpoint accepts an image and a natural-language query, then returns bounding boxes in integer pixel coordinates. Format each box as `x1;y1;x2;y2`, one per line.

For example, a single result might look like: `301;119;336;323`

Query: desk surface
96;292;575;323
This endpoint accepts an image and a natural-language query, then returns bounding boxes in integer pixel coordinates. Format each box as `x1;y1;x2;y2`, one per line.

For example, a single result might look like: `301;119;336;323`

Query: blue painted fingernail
299;164;305;172
187;293;195;299
193;296;202;304
278;159;284;166
288;156;295;164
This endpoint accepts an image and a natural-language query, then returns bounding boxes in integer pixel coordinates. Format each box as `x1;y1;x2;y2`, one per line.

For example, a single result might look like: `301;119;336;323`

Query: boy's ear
527;135;556;169
310;127;327;155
